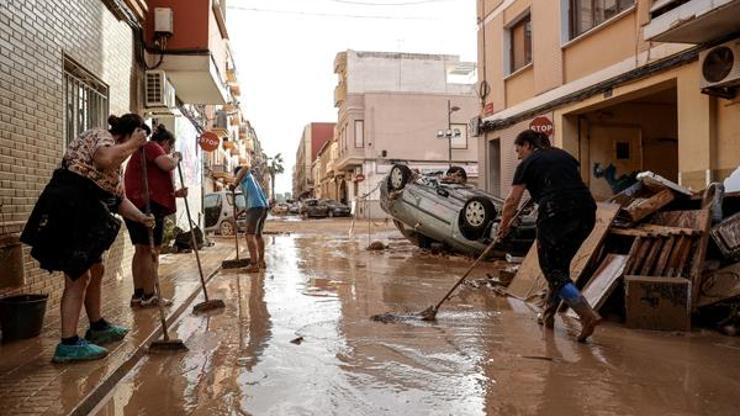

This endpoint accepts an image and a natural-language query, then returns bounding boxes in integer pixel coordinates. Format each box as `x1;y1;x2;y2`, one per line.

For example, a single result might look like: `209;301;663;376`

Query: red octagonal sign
199;131;220;152
529;116;554;137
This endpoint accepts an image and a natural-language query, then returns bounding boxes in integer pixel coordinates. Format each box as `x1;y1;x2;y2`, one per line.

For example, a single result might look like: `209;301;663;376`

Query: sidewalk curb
67;264;223;416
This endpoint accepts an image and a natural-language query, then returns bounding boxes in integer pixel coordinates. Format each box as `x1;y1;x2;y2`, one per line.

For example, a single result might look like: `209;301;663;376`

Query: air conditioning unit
144;70;176;109
699;39;740;97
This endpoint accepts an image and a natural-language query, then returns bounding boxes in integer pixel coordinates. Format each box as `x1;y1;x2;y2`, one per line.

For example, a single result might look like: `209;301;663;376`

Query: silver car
380;164;536;257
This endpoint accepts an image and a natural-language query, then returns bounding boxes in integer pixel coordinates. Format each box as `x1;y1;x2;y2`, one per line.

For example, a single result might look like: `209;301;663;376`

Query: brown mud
91;220;740;415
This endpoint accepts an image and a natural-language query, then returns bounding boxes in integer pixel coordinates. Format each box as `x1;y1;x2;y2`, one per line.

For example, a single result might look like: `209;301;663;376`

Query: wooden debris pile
504;172;740;335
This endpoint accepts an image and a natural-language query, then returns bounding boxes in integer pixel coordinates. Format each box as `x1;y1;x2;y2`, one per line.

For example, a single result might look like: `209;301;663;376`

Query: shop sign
199;131;220;152
529;116;554;137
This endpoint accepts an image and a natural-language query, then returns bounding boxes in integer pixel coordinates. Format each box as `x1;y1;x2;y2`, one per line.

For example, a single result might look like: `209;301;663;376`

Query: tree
267;153;285;202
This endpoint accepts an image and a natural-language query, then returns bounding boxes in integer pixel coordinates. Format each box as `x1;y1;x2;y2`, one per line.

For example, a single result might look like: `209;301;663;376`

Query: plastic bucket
0;294;48;342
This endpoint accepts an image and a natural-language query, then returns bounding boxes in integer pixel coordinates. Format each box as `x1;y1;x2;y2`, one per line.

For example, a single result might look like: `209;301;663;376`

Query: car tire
459;197;497;240
219;220;235;237
387;164;412;191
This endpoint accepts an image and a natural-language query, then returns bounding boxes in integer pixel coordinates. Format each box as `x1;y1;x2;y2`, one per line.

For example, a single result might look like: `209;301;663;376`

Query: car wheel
387;164;412;191
459;197;497;240
219;220;235;237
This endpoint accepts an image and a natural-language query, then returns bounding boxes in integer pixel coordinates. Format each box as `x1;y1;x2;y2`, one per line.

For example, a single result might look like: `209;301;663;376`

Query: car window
235;194;246;210
204;194;221;208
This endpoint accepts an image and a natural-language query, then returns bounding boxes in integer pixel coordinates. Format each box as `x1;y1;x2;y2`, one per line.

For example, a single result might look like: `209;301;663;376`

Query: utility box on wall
625;276;691;331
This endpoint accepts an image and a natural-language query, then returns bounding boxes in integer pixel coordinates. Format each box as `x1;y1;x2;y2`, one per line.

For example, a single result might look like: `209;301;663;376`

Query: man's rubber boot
537;298;559;329
568;295;602;342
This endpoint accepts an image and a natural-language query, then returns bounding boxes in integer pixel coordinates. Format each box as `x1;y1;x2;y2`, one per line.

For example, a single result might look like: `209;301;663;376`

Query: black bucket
0;294;48;342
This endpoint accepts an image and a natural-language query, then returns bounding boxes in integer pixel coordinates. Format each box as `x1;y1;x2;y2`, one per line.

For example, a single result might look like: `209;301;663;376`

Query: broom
175;161;226;314
222;187;251;269
372;199;532;323
140;147;187;352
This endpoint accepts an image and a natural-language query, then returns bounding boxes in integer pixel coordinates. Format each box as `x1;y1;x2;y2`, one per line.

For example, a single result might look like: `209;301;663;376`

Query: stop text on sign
199;131;220;152
529;116;553;137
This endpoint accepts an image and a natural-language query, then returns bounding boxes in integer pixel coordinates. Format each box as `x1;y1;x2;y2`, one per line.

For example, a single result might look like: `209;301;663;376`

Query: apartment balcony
334;82;347;108
144;0;230;104
334;147;365;171
209;110;229;138
210;164;233;182
645;0;740;44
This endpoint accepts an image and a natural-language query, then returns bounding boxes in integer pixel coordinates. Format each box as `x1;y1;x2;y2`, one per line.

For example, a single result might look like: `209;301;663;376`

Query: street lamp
436;100;461;168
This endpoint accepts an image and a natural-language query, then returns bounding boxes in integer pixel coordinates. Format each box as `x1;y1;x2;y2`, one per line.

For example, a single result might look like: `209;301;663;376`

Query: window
354;120;364;148
570;0;634;39
451;123;469;149
509;14;532;74
204;194;221;209
63;57;109;146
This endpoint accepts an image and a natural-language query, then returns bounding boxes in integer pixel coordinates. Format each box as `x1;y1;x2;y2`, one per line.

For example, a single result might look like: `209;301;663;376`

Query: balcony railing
644;0;740;43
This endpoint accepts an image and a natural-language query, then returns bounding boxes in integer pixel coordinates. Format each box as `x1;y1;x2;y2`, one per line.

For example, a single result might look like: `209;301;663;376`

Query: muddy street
92;220;740;416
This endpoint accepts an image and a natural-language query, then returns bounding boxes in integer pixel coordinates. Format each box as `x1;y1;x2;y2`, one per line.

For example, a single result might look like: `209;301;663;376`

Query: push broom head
149;339;188;353
192;299;226;314
221;259;252;269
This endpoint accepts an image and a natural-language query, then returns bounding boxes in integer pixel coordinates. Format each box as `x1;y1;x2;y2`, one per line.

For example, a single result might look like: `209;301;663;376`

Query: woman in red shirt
124;125;187;307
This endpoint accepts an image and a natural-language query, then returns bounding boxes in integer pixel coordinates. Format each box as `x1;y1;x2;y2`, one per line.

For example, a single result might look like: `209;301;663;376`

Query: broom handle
176;161;209;302
140;147;170;341
231;188;240;261
433;199;532;311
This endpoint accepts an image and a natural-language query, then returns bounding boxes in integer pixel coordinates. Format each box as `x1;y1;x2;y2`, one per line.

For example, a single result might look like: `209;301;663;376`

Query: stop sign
529;116;553;137
199;131;220;152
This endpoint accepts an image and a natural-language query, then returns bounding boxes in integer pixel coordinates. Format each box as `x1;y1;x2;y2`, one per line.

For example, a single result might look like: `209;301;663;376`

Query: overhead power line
227;5;439;20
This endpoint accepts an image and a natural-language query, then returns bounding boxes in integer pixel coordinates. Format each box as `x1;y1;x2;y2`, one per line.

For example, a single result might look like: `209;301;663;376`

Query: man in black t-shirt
498;129;601;342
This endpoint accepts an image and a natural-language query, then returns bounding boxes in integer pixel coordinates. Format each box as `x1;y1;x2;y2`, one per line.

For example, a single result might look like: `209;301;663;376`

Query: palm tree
267;153;285;202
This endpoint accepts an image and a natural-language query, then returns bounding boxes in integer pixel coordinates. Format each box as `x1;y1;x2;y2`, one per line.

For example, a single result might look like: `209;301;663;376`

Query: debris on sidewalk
290;336;304;345
501;172;740;335
367;241;387;251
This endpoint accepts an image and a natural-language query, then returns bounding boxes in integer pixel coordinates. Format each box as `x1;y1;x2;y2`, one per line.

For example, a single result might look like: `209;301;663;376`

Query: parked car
380;164;536;257
204;190;247;236
300;199;330;218
288;202;301;214
272;203;290;215
321;199;352;217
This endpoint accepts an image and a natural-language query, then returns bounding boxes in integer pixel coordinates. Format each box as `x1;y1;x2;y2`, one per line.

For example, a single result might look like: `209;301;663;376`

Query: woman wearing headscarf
22;114;155;363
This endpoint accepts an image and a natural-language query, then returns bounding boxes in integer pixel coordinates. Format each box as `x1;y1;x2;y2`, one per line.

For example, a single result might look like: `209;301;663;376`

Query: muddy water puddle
93;234;740;416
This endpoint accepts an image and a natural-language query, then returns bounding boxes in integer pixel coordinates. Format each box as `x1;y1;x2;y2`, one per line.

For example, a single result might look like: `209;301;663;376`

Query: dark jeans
536;200;596;294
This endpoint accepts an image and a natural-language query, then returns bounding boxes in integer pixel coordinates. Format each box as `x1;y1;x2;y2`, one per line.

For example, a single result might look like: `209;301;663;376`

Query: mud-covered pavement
93;219;740;416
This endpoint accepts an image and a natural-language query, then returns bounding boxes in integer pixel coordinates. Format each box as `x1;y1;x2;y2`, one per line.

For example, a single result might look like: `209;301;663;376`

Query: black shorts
245;207;268;236
125;203;166;246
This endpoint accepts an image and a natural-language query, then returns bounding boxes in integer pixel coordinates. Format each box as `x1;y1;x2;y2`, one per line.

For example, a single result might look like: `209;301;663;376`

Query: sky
226;0;478;195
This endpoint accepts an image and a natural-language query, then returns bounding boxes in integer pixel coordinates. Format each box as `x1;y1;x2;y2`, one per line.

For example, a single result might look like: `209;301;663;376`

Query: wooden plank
640;237;664;276
625;188;676;223
623;237;643;276
669;237;693;277
688;209;712;309
507;203;621;299
610;224;700;238
651;210;701;229
629;238;654;275
579;254;629;312
653;236;676;276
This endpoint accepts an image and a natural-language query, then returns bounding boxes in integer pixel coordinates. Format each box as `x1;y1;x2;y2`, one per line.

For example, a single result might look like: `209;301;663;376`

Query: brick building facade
0;0;142;307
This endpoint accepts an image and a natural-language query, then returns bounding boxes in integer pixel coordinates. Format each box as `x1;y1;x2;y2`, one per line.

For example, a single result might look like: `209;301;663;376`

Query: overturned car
380;164;537;257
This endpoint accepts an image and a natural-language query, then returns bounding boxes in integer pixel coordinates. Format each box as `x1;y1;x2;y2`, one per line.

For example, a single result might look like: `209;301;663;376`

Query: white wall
174;115;204;230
